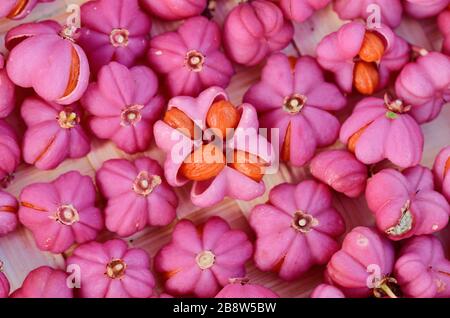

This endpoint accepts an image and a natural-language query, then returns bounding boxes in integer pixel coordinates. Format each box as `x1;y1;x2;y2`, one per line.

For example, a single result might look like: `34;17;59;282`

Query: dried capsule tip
185;50;205;72
55;204;79;226
110;28;129;47
106;259;127;279
133;171;161;196
0;260;4;272
58;109;79;129
373;277;400;298
283;94;307;114
196;251;215;270
121;104;144;126
384;94;411;114
386;200;413;236
291;211;318;233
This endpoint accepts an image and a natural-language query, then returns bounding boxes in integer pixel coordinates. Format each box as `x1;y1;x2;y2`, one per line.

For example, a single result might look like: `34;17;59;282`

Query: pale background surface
0;0;449;297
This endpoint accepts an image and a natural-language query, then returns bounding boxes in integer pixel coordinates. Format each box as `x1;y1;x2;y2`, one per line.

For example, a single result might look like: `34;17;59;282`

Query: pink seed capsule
0;190;18;236
19;171;104;254
326;226;397;298
244;54;346;167
223;0;294;66
153;87;272;208
249;180;345;281
82;62;164;154
11;266;73;298
148;16;234;98
67;239;156;298
339;96;423;168
96;157;178;237
141;0;206;21
395;235;450;298
21;96;90;170
366;166;450;241
78;0;151;73
310;150;368;198
6;20;90;105
395;51;450;124
155;217;253;298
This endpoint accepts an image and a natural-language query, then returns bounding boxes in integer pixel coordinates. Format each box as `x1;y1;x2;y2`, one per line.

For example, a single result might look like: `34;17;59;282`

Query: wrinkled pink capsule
6;20;89;105
366;166;450;241
155;217;253;298
148;16;234;98
0;120;20;188
11;266;73;298
0;54;15;119
310;150;368;198
333;0;403;28
395;51;450;124
438;9;450;55
0;190;18;236
395;235;450;298
141;0;206;21
223;0;294;66
21;96;90;170
244;54;346;167
249;181;345;281
340;96;423;168
78;0;151;73
96;157;178;237
404;0;450;19
19;171;104;254
67;239;155;298
0;261;9;298
215;279;279;298
326;226;396;298
310;284;345;298
154;86;273;208
316;21;409;94
0;0;54;20
275;0;331;23
433;146;450;202
82;62;164;154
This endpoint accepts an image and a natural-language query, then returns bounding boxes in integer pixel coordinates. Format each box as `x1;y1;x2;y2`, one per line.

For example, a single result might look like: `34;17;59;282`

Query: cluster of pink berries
0;0;449;298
